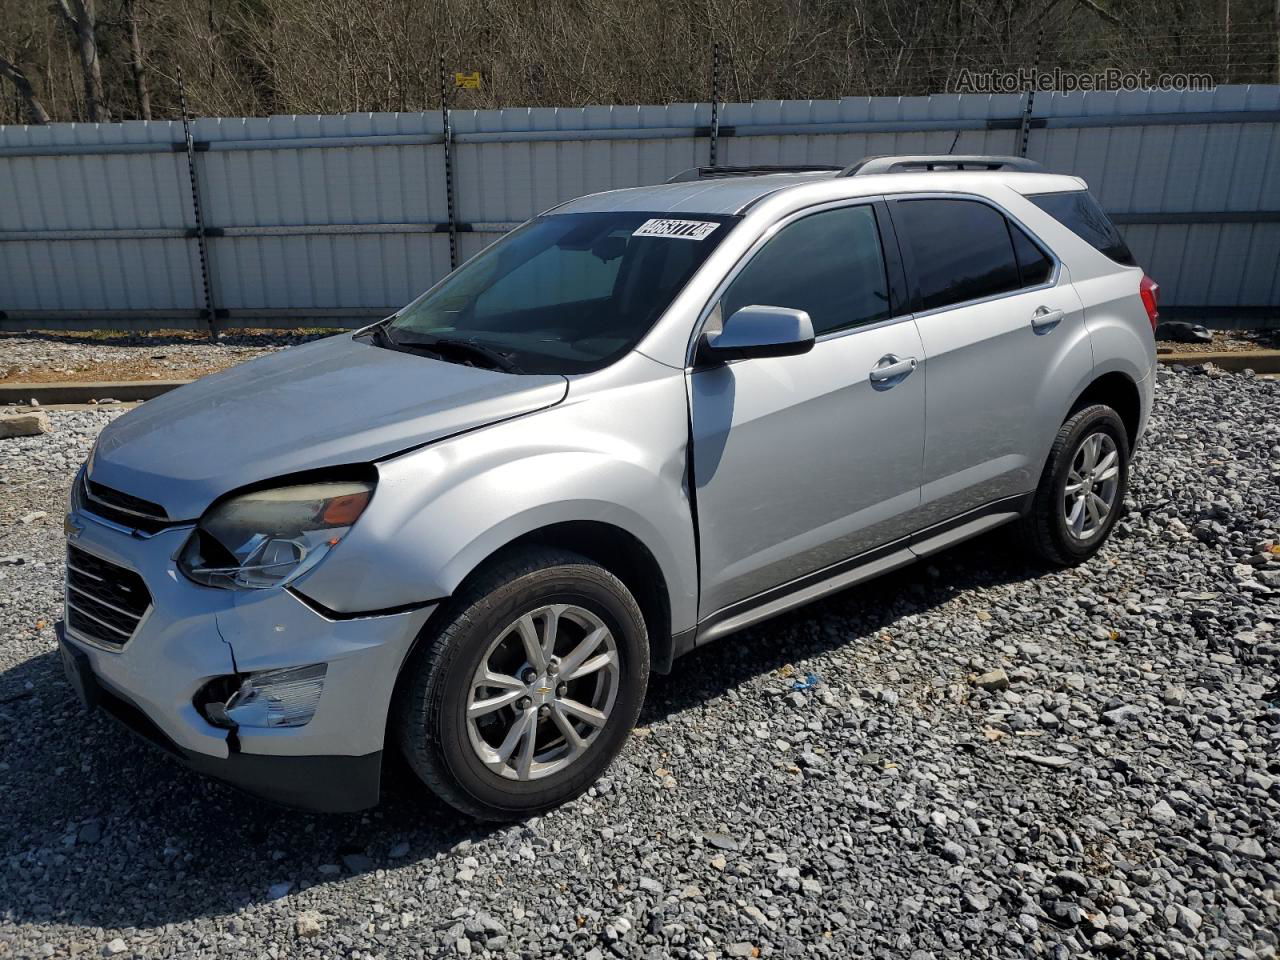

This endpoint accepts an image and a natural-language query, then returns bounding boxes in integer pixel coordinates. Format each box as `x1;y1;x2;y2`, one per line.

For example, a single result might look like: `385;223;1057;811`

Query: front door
689;202;926;619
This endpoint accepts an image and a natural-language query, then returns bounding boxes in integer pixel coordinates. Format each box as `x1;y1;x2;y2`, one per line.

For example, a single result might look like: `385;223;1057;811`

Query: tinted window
474;236;622;317
894;199;1021;311
387;211;735;374
721;205;890;336
1029;190;1136;266
1008;220;1053;286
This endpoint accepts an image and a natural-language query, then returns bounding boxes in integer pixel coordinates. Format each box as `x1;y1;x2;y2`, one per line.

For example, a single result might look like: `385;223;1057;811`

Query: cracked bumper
59;510;435;811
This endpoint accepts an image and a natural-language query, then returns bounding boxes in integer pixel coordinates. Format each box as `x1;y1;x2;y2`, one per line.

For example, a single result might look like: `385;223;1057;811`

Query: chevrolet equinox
58;155;1158;819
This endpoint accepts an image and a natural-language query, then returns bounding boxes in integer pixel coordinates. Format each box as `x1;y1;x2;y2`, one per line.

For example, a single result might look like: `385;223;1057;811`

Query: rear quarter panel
1000;187;1157;435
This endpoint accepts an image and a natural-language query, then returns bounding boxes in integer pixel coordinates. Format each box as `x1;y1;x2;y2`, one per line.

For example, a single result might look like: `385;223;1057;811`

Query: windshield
381;211;737;374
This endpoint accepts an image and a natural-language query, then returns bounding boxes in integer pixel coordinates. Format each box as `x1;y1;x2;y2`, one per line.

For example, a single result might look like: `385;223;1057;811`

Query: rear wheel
394;548;648;820
1021;404;1129;566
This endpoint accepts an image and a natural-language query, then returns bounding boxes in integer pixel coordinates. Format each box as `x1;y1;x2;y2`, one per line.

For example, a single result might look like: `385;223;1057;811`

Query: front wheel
394;548;649;820
1021;404;1130;566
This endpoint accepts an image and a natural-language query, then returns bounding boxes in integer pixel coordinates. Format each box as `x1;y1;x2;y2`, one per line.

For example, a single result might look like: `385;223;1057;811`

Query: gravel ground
0;331;333;386
1;366;1277;960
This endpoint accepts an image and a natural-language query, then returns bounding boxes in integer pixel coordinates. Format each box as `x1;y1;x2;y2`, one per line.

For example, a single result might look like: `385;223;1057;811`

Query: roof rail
840;155;1044;177
666;164;843;183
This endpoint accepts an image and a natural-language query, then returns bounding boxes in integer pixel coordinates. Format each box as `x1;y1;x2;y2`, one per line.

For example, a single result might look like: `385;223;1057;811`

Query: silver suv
59;155;1158;819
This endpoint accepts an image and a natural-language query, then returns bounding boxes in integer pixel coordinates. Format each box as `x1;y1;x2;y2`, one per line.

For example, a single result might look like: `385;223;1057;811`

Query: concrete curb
0;380;191;405
1156;350;1280;373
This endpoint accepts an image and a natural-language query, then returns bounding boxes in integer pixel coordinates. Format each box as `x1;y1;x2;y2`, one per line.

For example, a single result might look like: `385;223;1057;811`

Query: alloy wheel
1063;431;1120;540
465;604;620;781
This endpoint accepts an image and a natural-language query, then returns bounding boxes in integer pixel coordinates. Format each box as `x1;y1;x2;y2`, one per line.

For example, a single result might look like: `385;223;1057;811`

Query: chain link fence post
177;66;217;340
439;54;459;271
1018;28;1045;159
709;41;722;167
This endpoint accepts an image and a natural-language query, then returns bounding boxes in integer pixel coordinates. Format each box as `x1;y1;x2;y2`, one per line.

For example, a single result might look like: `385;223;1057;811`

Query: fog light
224;663;327;728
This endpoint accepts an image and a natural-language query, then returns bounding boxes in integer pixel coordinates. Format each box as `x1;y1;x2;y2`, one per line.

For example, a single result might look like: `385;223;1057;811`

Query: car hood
89;334;569;520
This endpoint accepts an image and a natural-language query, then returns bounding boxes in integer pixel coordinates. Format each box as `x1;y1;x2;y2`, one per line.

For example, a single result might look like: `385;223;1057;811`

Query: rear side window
893;198;1021;311
721;204;890;336
1008;221;1053;286
1029;190;1136;266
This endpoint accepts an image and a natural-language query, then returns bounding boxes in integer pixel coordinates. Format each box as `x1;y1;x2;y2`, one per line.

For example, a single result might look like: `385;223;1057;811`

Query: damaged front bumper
59;513;434;813
58;627;383;811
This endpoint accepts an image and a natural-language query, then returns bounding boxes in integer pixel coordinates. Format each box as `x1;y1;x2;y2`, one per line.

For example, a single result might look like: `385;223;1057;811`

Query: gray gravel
1;366;1277;960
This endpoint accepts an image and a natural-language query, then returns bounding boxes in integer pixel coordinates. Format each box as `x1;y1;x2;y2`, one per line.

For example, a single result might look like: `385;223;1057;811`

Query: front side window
720;204;890;336
384;211;737;374
893;198;1022;311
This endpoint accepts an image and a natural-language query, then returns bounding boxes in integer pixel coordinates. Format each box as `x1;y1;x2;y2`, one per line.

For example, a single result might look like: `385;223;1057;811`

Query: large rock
1155;320;1213;344
0;411;51;439
972;668;1010;691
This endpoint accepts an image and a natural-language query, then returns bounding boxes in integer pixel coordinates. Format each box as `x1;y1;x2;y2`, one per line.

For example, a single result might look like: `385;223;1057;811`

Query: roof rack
840;155;1044;176
666;164;844;183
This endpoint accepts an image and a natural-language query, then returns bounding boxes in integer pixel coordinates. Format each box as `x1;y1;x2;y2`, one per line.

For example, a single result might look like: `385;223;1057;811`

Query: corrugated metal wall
1;86;1278;330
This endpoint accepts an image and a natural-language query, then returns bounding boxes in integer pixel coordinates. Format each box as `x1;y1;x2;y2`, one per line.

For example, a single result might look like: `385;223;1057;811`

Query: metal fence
1;84;1278;332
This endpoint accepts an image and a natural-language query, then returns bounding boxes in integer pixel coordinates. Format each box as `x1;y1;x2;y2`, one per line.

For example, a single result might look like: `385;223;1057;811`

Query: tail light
1139;275;1159;332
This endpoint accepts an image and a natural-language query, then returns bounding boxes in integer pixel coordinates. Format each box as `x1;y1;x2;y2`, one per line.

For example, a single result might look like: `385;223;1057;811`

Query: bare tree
1068;0;1126;27
123;0;151;118
0;53;53;123
53;0;110;121
0;0;1272;122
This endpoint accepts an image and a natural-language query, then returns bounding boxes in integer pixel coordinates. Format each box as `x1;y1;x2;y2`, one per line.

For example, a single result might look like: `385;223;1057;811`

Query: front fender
292;356;697;631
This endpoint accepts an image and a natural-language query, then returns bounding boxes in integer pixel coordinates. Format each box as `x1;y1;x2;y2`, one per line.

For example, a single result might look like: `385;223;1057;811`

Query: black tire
393;547;649;821
1021;404;1130;567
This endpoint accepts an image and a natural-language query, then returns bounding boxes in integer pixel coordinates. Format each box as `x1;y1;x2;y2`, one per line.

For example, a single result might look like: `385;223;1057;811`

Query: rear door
887;194;1092;525
689;201;927;619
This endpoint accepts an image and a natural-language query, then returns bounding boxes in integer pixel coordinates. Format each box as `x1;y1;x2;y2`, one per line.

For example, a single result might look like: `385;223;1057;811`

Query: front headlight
179;481;373;590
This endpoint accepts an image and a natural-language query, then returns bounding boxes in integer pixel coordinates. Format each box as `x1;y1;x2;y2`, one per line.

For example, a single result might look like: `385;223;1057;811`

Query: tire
1021;404;1130;567
393;547;649;821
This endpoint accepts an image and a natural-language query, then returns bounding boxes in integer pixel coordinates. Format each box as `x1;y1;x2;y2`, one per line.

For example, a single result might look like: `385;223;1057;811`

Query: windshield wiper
363;323;523;373
430;338;522;373
366;321;398;348
354;319;399;348
401;335;523;373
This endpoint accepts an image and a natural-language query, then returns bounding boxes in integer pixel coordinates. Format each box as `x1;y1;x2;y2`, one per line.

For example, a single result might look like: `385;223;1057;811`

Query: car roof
552;170;1087;217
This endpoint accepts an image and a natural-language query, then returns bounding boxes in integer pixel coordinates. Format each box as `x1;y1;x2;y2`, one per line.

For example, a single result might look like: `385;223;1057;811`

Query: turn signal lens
320;490;371;526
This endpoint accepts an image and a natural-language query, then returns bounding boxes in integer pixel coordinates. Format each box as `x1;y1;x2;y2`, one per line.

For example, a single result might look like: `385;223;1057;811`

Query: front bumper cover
59;621;380;812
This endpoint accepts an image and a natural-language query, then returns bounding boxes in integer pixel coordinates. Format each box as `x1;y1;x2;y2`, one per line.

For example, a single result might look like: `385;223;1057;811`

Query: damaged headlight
179;481;373;590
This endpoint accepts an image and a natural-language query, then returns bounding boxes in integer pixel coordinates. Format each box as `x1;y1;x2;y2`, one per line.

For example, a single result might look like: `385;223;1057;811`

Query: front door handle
869;354;918;383
1031;306;1065;332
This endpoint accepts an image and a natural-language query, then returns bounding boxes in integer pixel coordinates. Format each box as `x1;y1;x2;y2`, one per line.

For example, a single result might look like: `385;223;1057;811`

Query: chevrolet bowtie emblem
537;686;552;695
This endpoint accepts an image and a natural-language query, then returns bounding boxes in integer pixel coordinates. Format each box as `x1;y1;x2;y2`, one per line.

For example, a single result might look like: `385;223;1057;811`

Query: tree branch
1067;0;1127;27
0;54;52;123
51;0;78;28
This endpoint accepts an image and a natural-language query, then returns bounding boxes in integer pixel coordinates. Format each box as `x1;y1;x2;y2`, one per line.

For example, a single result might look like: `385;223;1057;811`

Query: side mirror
699;305;815;362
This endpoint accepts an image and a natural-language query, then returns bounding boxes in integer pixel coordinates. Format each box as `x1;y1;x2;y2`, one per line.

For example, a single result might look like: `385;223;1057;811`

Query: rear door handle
1031;306;1065;332
869;354;918;383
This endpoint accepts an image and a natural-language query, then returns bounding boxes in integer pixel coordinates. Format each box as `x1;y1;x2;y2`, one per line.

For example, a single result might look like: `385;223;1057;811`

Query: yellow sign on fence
454;71;482;90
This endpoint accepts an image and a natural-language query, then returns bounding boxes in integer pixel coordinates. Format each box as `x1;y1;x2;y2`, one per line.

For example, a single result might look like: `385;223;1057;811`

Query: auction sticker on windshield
632;218;720;240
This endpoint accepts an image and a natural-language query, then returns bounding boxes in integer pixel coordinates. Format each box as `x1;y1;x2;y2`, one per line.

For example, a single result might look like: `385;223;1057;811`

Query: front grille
81;476;174;534
65;544;152;648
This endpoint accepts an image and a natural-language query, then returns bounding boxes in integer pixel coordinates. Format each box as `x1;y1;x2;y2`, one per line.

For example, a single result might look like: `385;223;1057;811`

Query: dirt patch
1156;328;1279;355
0;329;341;385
